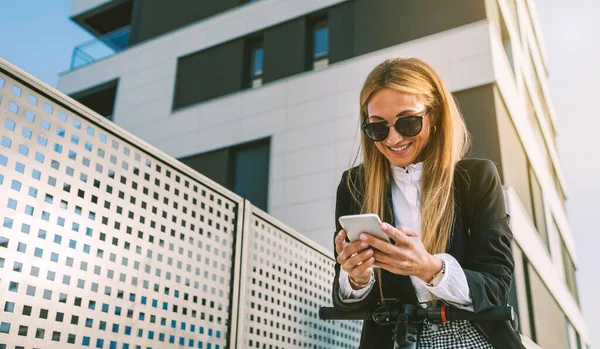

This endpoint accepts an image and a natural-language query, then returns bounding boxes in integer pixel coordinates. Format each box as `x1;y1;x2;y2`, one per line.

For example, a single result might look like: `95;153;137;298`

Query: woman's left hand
361;223;443;282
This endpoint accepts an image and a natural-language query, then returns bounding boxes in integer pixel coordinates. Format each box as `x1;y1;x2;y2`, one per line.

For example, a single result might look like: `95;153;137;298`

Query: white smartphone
338;213;391;243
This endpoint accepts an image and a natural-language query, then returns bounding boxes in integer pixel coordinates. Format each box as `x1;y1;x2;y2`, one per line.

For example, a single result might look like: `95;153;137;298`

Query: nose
385;124;404;145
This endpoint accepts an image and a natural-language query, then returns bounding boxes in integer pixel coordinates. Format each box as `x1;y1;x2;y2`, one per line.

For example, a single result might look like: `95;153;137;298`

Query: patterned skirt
416;319;494;348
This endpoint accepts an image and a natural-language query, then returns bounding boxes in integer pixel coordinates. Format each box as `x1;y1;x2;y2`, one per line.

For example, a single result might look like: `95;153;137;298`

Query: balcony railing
70;26;131;70
0;57;362;348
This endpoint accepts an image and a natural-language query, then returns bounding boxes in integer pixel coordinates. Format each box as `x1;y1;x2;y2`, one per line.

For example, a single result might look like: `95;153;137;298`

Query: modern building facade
56;0;589;348
0;59;361;348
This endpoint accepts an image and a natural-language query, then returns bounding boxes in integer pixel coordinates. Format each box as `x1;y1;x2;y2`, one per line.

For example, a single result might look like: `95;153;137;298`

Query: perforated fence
0;58;361;349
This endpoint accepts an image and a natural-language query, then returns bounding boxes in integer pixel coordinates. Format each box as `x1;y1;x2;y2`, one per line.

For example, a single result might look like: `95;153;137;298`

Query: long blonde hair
349;57;470;254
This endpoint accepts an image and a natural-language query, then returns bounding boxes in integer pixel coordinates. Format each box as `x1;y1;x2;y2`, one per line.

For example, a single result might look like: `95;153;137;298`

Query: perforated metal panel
0;67;235;349
0;59;361;349
236;209;362;349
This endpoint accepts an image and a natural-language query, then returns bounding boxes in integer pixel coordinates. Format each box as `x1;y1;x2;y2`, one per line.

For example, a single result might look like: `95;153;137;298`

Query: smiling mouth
388;143;411;152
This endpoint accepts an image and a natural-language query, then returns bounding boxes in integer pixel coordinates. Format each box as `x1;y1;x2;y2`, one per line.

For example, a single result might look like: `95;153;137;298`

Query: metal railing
0;57;361;348
70;26;131;70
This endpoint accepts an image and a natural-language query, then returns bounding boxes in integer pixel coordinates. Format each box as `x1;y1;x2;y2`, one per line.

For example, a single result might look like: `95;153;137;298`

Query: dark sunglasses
361;112;428;142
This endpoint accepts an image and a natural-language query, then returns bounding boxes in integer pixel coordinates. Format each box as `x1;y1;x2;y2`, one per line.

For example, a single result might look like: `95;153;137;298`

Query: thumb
335;230;348;254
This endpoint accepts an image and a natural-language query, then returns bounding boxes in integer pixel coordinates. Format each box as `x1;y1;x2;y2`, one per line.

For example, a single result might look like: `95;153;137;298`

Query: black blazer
331;158;525;349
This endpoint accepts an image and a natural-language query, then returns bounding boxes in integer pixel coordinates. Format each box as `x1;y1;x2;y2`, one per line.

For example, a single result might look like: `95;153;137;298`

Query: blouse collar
390;162;423;182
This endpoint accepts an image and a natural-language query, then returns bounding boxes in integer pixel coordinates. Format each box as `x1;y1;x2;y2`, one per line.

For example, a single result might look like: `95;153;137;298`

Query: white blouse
338;162;474;311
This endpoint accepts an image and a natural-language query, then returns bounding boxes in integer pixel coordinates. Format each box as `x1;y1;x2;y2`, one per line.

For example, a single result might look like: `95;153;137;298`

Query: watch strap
425;258;446;287
349;268;375;289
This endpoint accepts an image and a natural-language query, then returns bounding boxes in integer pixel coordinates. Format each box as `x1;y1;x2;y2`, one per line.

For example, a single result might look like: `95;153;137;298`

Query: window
248;38;264;88
499;4;515;76
528;164;548;251
310;18;329;69
560;231;579;304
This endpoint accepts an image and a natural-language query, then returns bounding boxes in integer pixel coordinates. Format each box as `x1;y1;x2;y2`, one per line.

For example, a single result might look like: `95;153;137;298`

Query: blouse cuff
338;268;374;302
424;253;473;310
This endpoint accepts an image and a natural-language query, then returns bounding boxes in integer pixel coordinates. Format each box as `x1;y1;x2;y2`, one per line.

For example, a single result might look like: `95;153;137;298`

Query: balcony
70;26;130;70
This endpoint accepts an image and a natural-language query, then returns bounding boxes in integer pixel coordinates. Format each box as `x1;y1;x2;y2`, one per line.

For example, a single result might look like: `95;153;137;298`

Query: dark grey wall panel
170;0;488;107
328;2;354;64
495;87;535;221
528;264;570;349
352;0;486;56
453;84;503;175
233;139;270;211
70;79;119;118
263;18;308;83
179;138;271;212
173;39;245;110
131;0;238;44
179;148;233;189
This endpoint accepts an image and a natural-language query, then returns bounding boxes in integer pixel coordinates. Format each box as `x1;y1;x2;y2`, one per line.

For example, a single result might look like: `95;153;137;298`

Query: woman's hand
335;229;375;289
362;223;442;282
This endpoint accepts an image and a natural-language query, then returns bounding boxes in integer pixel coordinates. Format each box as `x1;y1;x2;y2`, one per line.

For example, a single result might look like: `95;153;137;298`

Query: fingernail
360;234;368;241
360;242;368;248
366;249;373;256
380;223;388;230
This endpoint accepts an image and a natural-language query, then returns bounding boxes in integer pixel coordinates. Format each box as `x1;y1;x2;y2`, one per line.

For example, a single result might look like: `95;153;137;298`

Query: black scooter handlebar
319;305;514;323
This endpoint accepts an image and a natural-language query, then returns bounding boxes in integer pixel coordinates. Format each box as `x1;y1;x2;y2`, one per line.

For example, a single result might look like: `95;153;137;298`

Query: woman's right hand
335;229;375;289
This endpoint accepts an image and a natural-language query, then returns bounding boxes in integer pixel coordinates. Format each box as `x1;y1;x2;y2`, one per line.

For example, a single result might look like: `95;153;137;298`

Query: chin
384;148;416;167
390;159;412;167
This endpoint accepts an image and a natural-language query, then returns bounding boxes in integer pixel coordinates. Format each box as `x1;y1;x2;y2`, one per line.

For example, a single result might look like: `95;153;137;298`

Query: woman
332;57;523;348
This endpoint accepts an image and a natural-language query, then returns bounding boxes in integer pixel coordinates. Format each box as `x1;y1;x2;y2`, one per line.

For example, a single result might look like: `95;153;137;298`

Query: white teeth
390;144;410;151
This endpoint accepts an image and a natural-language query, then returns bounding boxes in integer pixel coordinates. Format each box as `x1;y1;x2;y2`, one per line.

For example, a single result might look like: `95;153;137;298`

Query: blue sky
0;0;598;345
0;0;93;87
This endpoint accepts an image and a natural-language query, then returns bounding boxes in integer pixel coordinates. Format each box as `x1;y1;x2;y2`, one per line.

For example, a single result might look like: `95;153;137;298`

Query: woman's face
366;88;433;167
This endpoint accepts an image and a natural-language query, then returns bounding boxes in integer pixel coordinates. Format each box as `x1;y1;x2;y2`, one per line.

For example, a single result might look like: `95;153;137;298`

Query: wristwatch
349;268;375;289
425;258;446;287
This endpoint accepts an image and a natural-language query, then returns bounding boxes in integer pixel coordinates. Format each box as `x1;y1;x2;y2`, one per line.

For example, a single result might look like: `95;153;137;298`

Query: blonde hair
348;57;470;254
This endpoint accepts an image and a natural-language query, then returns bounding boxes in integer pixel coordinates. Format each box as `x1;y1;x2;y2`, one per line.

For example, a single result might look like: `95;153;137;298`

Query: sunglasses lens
363;122;389;141
395;116;423;137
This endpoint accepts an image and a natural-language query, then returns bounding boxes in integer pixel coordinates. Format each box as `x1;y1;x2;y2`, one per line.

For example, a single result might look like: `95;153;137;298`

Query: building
55;0;588;348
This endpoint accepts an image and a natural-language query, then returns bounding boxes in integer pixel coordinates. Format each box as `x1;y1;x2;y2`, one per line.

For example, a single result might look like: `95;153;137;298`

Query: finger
380;223;410;245
373;261;395;274
372;250;411;268
372;250;394;265
335;230;347;255
350;258;375;277
397;225;419;238
376;258;413;275
337;241;369;264
345;248;374;270
361;233;395;254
